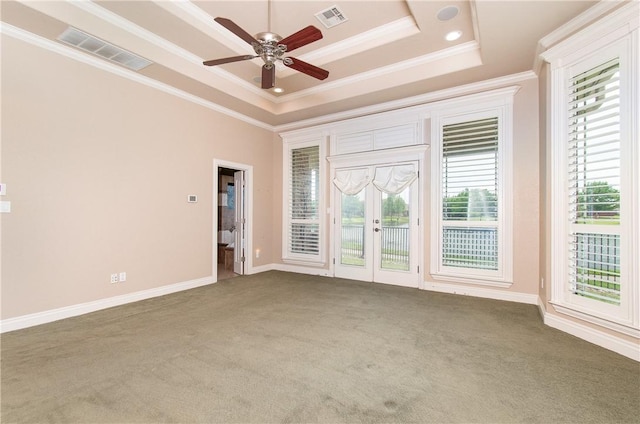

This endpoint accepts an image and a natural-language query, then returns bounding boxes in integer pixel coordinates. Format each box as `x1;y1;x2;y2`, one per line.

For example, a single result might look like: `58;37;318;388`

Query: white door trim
233;170;245;275
213;159;253;281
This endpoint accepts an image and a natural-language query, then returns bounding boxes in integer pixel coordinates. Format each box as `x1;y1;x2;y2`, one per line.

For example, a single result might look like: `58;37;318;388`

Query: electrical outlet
119;272;126;282
110;274;119;284
255;249;260;259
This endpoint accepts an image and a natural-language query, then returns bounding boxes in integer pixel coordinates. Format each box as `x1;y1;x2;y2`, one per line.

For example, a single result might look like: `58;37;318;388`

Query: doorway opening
214;160;252;282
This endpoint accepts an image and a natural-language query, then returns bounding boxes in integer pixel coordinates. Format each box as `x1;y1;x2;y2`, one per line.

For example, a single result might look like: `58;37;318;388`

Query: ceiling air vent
315;5;348;29
58;27;152;71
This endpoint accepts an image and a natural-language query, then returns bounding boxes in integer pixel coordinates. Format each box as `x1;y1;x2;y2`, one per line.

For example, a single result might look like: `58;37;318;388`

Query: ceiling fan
203;8;329;89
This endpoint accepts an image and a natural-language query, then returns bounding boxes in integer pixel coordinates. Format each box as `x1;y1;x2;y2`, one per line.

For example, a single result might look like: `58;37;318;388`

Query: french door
333;162;420;287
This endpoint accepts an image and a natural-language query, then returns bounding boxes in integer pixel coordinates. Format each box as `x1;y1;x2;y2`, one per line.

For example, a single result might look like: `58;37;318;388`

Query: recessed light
273;87;284;93
445;30;462;41
437;6;459;21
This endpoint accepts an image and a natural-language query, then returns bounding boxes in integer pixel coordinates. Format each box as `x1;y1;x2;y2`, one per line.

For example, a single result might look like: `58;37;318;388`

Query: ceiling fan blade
214;17;257;45
279;26;323;52
262;65;275;89
284;57;329;81
203;55;256;66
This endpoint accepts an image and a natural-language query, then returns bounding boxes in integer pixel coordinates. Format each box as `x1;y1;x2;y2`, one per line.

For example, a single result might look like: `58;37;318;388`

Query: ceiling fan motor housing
253;32;287;67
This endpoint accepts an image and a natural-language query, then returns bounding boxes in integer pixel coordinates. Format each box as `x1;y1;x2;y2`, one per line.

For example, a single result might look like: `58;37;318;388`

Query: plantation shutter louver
289;145;320;255
441;117;499;270
567;58;621;305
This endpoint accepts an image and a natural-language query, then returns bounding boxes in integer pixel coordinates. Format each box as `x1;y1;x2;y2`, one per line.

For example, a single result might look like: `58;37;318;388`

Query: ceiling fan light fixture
445;30;462;41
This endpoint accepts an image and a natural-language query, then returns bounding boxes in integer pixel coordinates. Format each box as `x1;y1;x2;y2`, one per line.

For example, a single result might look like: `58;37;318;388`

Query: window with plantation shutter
282;138;325;265
442;117;499;270
544;5;639;335
431;96;514;286
567;58;622;306
290;145;320;255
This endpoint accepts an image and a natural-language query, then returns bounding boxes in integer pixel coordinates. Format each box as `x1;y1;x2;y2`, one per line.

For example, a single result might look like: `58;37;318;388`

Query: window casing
431;92;515;286
282;138;326;265
544;3;639;335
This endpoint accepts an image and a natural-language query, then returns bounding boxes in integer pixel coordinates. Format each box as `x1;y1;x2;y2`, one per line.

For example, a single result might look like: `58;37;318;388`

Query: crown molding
17;0;275;108
67;0;273;100
541;0;639;66
275;71;535;133
274;40;481;111
1;22;275;131
11;0;501;121
532;0;626;74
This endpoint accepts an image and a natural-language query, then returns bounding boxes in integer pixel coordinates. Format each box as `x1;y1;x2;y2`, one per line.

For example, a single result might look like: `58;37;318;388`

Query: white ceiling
1;0;602;126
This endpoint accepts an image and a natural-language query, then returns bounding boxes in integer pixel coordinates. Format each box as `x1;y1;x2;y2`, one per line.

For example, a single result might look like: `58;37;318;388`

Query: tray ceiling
1;1;600;126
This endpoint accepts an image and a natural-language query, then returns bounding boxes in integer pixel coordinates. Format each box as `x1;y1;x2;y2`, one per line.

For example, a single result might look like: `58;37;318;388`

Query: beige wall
510;78;541;295
270;132;284;264
1;36;274;319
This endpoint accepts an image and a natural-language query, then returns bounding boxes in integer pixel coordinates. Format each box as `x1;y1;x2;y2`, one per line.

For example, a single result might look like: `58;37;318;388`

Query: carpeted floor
2;271;639;423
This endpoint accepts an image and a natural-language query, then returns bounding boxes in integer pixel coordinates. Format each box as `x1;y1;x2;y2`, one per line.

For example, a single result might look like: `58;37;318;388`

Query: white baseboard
539;304;640;361
0;276;214;333
246;264;275;275
272;263;332;277
427;282;639;361
423;280;540;305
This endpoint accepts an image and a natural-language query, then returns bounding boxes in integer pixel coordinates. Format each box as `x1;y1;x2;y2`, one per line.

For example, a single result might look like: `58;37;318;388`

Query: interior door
233;170;245;274
334;163;420;287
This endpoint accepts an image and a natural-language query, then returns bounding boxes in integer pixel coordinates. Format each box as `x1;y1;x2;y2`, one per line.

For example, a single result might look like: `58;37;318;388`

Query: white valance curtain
333;163;417;195
333;168;371;195
372;164;417;194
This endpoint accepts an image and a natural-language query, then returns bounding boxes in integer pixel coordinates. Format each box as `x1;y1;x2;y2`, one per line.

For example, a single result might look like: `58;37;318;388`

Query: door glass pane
340;190;366;266
380;189;410;271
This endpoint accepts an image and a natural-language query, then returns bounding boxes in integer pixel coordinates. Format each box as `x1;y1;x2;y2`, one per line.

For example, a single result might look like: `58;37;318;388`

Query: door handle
374;228;380;232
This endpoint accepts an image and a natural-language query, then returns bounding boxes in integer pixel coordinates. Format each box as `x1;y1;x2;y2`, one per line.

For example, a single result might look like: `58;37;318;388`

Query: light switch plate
0;201;11;213
0;183;6;196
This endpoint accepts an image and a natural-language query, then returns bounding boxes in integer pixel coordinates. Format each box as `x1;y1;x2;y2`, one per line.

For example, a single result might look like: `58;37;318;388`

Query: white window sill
431;272;513;288
282;258;326;268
